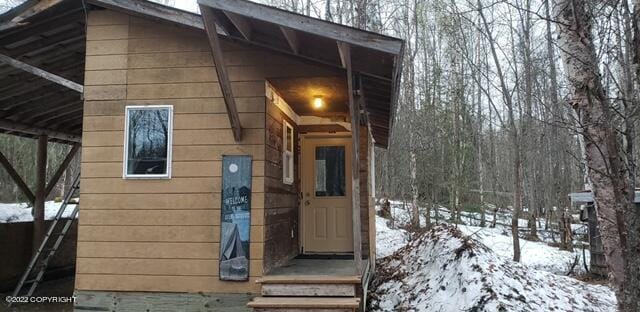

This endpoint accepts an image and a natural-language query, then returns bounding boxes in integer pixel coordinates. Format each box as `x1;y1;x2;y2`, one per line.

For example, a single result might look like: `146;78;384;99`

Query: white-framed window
123;105;173;179
283;120;294;185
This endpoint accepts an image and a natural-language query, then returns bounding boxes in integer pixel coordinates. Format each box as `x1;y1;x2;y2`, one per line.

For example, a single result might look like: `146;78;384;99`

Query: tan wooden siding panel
126;82;220;99
87;25;129;40
80;177;264;194
82;145;265;162
84;98;265;116
76;258;263;277
128;37;210;54
127;20;203;40
77;242;217;259
77;242;263;260
127;67;216;84
79;210;221;226
125;81;264;100
81;160;265;178
86;39;128;56
87;11;129;26
128;52;213;68
84;70;127;86
82;129;264;147
82;113;264;131
84;85;127;101
85;55;128;70
75;274;261;293
79;193;216;209
78;225;219;242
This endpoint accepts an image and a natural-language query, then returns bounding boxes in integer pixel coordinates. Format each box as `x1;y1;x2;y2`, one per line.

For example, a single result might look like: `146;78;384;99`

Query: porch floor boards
267;259;358;276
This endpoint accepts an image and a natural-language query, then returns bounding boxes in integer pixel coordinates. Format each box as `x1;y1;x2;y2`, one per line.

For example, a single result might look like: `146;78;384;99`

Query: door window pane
315;146;345;197
125;106;172;177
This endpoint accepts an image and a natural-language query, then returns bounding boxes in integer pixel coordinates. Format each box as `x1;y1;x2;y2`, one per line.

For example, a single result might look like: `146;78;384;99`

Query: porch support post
339;42;363;274
33;135;48;255
200;5;243;142
0;149;35;204
45;143;80;197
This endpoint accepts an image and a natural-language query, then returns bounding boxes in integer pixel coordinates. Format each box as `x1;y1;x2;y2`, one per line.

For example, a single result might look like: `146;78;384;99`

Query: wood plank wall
263;97;299;274
77;9;337;294
359;126;370;257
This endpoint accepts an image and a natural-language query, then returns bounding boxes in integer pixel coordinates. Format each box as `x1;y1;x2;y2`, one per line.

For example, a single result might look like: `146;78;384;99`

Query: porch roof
0;0;403;147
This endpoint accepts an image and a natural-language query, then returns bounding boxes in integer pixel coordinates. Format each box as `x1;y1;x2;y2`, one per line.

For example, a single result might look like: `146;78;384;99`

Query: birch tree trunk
554;1;634;309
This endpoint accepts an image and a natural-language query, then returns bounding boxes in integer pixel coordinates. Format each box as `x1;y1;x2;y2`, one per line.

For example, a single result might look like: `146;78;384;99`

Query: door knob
305;200;311;206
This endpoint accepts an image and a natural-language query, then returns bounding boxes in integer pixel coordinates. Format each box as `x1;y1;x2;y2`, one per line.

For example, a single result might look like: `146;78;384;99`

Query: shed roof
0;0;404;147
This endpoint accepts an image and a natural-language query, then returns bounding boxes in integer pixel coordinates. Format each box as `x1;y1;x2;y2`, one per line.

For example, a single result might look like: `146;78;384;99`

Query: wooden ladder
248;275;361;312
8;172;81;307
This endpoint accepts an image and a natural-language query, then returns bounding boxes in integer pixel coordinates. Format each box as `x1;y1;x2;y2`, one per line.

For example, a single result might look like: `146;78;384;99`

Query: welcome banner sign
219;155;252;281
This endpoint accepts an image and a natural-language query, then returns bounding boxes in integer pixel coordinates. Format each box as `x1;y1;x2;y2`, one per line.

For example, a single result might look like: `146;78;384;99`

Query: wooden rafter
279;26;298;54
45;143;79;197
223;11;252;41
339;42;363;274
200;5;242;142
0;149;35;204
0;53;83;93
0;0;65;32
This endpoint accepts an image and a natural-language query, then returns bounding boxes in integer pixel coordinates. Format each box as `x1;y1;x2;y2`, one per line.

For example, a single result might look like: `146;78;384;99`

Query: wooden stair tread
247;297;360;309
256;275;361;284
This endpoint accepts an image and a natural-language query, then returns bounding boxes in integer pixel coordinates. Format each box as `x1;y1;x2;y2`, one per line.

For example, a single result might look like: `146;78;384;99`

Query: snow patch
369;225;616;312
0;201;77;223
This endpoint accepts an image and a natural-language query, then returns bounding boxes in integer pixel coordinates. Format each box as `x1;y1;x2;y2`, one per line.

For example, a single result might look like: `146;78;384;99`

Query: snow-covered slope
369;225;616;312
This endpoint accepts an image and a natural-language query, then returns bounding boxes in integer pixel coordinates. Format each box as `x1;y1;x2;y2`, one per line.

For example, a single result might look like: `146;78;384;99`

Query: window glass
125;106;172;177
315;146;345;196
286;126;293;152
283;120;294;184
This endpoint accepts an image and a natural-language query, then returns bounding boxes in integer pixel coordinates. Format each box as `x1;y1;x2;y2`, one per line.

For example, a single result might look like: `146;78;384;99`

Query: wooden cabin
0;0;403;310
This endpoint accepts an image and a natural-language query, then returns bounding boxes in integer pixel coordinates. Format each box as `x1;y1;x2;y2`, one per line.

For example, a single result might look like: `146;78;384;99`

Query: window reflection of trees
127;109;169;175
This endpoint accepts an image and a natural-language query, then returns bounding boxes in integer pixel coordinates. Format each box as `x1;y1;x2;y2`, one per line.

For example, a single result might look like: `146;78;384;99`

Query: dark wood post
33;135;48;254
339;42;363;274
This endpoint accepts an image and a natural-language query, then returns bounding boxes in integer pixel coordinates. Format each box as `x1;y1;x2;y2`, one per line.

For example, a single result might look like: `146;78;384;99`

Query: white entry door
301;136;353;253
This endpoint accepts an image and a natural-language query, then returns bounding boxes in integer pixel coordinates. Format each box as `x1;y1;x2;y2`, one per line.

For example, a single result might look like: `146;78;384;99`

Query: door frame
299;133;353;254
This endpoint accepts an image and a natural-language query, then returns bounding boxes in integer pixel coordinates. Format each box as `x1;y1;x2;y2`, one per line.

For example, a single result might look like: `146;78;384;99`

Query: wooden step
256;275;361;285
247;297;360;311
261;283;356;297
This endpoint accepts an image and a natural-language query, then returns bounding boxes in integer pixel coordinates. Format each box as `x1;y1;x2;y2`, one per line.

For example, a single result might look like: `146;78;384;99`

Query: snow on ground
457;224;589;275
380;200;590;275
0;201;77;223
376;216;409;258
369;225;617;312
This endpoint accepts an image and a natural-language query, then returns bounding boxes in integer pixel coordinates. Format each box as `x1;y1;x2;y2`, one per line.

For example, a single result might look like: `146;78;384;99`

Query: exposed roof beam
200;5;242;142
0;119;81;143
0;53;83;93
0;0;65;32
198;0;403;55
223;11;252;41
279;26;298;54
337;41;348;68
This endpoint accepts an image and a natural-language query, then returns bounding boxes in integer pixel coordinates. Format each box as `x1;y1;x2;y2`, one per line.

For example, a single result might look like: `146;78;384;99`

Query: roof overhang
0;0;404;147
